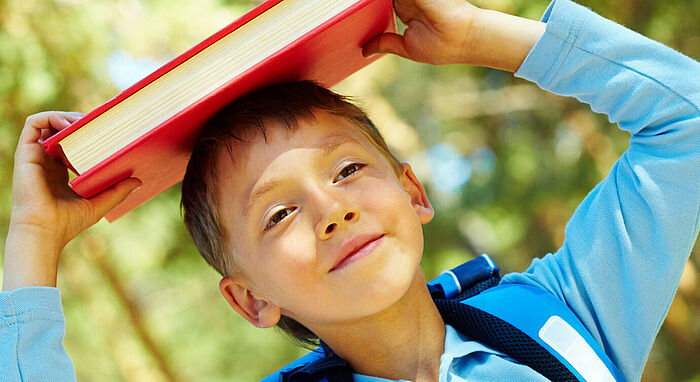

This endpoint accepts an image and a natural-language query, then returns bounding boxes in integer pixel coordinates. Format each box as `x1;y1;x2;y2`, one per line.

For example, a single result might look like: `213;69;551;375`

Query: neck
311;270;446;382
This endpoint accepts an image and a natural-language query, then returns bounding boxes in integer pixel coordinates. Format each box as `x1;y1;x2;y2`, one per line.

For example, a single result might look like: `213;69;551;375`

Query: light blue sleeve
0;287;76;382
501;0;700;381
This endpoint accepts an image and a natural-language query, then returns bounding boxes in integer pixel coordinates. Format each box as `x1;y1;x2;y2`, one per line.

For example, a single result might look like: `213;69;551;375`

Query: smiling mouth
330;234;385;272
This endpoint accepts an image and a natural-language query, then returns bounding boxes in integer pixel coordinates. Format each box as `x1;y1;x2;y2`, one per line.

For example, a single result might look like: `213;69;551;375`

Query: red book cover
42;0;396;221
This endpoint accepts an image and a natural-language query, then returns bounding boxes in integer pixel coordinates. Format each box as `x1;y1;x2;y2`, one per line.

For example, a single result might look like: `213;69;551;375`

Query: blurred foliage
1;0;699;381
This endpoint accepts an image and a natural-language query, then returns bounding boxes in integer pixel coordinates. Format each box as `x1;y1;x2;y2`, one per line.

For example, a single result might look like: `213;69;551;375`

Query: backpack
262;255;626;382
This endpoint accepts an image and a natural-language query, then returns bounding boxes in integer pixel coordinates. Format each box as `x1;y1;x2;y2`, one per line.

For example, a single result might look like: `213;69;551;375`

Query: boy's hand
363;0;479;65
3;112;141;290
363;0;545;72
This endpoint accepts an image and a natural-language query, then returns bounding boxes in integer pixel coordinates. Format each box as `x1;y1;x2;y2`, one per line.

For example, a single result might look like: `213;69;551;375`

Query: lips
330;233;385;272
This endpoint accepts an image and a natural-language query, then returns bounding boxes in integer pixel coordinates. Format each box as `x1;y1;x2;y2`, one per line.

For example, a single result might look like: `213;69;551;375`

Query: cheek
255;224;319;299
376;183;425;254
361;180;420;228
352;180;425;270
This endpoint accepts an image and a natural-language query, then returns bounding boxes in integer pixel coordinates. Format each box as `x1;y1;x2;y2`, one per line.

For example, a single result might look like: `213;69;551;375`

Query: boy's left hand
364;0;546;72
363;0;479;66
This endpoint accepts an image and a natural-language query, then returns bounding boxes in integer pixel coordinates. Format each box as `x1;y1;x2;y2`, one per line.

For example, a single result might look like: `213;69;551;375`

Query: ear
219;276;281;328
398;162;434;224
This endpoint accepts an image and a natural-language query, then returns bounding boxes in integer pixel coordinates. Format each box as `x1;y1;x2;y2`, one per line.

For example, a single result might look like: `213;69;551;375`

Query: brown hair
181;81;402;348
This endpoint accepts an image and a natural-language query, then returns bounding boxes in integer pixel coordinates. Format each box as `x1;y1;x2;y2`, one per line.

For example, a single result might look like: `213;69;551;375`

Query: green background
1;0;698;380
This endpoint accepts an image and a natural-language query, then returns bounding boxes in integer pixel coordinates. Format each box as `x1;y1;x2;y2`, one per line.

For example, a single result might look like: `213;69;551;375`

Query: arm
365;0;700;380
2;112;140;380
499;1;700;380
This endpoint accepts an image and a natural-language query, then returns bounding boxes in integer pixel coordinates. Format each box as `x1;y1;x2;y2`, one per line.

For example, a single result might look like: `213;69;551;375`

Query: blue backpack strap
428;254;500;300
260;347;324;382
264;342;353;382
436;283;626;382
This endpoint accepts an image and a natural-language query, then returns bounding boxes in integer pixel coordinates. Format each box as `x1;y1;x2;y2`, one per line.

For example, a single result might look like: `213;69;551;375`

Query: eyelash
262;162;366;232
335;162;366;182
264;207;296;232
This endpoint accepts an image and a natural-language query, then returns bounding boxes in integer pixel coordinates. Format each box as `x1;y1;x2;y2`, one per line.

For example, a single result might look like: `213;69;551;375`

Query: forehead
213;112;381;226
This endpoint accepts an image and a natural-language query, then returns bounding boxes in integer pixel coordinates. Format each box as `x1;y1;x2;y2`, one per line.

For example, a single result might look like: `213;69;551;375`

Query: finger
64;112;85;124
48;113;75;131
363;33;409;59
393;0;420;24
16;113;62;165
39;128;54;142
19;111;80;146
19;112;55;146
38;114;73;144
86;177;142;222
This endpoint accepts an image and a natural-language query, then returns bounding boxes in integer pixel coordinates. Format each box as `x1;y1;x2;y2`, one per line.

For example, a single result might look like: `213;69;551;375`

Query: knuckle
24;111;53;128
24;115;38;126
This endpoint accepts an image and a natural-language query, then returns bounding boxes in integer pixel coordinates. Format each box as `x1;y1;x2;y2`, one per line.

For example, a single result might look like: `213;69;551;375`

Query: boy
2;0;699;380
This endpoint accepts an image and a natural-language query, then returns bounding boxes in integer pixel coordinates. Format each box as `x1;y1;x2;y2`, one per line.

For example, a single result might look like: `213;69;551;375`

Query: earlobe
219;276;281;328
399;162;434;224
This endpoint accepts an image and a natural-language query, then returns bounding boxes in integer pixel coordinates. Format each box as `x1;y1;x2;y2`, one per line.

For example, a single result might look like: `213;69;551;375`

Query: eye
264;207;296;231
335;163;366;182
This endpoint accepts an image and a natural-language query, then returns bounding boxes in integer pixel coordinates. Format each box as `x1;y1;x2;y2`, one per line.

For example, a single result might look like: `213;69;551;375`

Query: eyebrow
243;136;358;221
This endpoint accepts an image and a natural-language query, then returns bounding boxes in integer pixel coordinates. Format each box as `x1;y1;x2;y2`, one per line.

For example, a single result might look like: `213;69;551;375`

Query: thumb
363;32;409;59
87;177;142;220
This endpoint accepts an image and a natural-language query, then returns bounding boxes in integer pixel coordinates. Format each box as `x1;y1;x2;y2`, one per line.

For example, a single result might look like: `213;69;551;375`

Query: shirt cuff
515;0;592;84
0;287;64;317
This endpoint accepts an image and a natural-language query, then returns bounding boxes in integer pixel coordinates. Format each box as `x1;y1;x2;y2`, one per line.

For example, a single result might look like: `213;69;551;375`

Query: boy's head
181;81;434;347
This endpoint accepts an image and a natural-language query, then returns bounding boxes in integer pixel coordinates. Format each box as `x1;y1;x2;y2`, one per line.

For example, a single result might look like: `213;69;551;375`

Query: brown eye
335;163;365;182
264;207;296;231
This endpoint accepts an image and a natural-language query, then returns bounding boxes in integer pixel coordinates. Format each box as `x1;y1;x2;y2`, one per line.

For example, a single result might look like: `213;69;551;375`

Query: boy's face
215;111;434;330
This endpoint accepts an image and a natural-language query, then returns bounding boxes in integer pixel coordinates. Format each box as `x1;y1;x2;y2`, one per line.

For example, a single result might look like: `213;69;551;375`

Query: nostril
344;212;355;221
325;223;336;234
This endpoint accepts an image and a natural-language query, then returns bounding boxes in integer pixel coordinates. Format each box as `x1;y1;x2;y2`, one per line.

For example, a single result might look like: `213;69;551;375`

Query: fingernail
129;178;142;192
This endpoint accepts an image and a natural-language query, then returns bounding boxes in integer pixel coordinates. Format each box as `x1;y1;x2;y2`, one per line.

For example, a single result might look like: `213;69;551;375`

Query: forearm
3;225;63;291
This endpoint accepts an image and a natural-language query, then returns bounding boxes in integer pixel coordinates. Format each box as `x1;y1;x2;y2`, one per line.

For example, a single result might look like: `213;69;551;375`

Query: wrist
468;9;545;72
3;226;64;291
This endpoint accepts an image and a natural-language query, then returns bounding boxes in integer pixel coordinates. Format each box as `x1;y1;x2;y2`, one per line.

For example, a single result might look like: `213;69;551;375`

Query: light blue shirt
2;0;699;381
354;324;549;382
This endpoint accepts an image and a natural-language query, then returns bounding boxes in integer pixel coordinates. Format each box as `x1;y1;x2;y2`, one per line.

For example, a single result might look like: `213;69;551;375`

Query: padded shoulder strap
428;254;500;300
270;343;353;382
436;283;626;382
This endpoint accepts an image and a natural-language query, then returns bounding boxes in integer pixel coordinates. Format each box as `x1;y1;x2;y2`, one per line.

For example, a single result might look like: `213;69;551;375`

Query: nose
316;196;360;239
324;212;358;234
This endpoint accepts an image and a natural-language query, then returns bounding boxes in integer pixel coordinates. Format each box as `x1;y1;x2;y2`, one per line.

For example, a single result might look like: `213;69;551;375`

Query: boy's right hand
3;112;141;291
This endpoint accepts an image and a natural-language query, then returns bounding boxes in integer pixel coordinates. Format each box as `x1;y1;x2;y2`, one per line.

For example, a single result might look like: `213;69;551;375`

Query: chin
346;247;423;318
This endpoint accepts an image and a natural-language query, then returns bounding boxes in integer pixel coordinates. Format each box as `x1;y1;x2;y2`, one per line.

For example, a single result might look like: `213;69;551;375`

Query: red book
42;0;396;221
